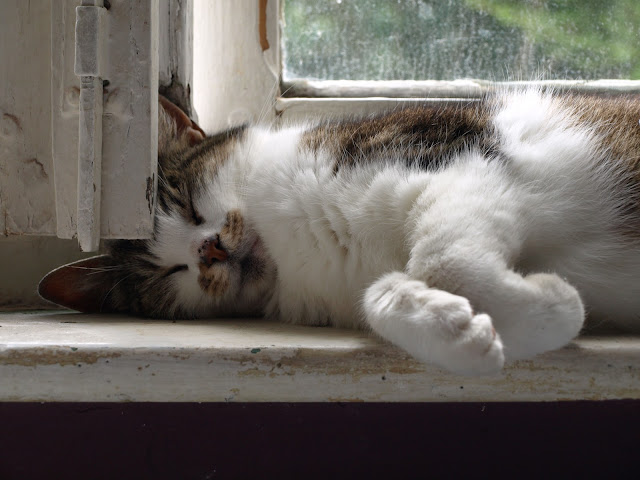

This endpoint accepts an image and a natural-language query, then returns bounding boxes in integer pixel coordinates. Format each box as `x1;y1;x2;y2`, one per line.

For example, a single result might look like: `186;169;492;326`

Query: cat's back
299;100;495;173
562;93;640;173
293;91;639;185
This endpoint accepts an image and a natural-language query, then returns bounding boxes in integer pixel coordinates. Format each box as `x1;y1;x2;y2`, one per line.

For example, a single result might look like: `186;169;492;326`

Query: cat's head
38;97;276;319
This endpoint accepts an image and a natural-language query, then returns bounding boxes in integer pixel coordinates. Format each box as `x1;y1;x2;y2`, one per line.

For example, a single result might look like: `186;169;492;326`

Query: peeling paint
224;387;240;402
145;174;155;214
227;346;426;383
23;157;48;179
258;0;270;51
2;347;121;367
2;113;22;131
2;314;640;402
50;0;157;240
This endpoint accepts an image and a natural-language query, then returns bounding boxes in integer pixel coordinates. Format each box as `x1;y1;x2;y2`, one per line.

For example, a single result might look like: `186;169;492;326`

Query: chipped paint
22;158;48;179
2;347;121;367
2;113;21;130
258;0;270;51
1;312;640;402
51;0;157;240
2;1;159;240
0;1;57;236
146;174;155;215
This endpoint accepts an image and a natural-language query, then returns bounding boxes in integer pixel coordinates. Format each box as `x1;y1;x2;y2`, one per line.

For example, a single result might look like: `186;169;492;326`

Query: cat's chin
205;285;275;319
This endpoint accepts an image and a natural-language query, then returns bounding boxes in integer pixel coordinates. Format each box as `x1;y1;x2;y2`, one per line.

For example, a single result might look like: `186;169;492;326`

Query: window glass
282;0;640;81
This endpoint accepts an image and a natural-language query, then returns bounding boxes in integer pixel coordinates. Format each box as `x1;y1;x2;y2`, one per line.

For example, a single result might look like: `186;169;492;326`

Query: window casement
276;0;640;120
195;0;640;132
3;0;639;253
50;0;158;251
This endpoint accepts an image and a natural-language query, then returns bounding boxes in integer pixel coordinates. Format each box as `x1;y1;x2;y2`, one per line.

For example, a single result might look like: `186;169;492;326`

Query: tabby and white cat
40;89;640;375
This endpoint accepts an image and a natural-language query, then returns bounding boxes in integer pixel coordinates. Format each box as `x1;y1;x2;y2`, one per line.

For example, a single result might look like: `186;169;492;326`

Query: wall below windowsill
1;310;639;402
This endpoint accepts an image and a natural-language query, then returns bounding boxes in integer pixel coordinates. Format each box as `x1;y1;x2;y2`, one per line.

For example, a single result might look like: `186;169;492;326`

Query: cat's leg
363;272;504;375
407;248;585;361
471;269;584;360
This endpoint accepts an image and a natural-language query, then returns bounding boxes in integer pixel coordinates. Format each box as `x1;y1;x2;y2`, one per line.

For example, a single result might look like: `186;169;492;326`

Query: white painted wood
51;0;158;242
284;79;483;99
1;311;639;402
100;0;158;240
75;3;106;251
51;0;82;238
76;75;103;251
74;3;106;77
0;0;57;235
283;79;640;99
159;0;195;116
193;0;279;133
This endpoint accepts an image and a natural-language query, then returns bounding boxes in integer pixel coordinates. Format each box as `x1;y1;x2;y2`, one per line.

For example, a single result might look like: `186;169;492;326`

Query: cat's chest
243;146;423;324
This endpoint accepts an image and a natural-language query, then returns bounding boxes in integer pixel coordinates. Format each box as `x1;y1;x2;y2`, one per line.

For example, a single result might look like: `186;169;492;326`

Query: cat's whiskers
87;267;121;275
70;265;123;275
100;272;135;311
255;77;281;128
157;167;170;189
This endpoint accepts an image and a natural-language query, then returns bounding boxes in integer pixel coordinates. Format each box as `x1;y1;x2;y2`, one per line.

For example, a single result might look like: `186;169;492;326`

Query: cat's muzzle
198;235;228;267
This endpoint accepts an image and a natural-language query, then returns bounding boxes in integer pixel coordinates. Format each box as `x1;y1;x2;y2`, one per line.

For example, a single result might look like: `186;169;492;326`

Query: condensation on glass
282;0;640;81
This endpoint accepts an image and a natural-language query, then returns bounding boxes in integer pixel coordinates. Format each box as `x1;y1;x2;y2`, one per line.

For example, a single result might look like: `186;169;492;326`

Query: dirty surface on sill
1;311;639;402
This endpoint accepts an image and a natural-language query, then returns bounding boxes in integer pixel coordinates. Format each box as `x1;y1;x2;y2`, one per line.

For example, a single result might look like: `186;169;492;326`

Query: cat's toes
397;291;504;375
444;313;505;376
426;293;474;333
416;295;503;375
364;273;504;376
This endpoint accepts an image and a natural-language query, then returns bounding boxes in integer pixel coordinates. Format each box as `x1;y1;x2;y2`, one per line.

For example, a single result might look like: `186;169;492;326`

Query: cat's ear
38;256;122;314
158;95;205;148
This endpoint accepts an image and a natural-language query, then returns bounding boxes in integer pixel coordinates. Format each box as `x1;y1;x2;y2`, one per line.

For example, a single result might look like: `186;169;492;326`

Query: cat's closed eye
164;264;189;277
189;199;204;226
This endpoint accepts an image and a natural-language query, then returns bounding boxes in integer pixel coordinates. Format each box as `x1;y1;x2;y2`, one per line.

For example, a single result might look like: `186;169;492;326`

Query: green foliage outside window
282;0;640;81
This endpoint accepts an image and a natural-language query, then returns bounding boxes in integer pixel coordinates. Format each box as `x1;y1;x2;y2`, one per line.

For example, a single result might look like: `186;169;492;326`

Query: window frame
272;1;640;123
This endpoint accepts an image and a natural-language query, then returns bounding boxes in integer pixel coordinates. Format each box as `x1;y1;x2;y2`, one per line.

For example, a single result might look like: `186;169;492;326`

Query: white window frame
5;1;640;241
194;0;640;132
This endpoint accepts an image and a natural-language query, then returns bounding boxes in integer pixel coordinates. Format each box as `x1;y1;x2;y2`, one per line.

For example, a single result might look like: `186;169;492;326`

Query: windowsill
280;79;640;98
1;310;639;402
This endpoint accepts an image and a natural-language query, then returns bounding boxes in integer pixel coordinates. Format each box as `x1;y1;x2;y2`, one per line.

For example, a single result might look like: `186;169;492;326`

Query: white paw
364;273;504;376
418;291;504;375
505;273;584;359
443;312;505;376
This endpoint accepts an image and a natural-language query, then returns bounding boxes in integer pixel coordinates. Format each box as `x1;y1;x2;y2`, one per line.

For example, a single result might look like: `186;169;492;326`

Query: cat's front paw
418;292;505;375
443;311;505;376
364;273;504;376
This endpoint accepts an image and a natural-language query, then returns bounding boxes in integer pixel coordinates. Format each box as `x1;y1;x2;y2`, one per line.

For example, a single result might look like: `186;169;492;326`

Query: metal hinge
74;1;107;251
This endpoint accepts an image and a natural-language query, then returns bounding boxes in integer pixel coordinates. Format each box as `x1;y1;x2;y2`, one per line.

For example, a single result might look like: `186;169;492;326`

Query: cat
39;89;640;375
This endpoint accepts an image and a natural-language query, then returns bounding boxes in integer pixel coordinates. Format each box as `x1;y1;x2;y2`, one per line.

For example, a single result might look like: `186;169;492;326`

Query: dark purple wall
1;401;638;479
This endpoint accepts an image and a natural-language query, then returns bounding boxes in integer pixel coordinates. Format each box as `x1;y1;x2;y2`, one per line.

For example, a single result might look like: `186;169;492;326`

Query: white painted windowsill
1;311;639;402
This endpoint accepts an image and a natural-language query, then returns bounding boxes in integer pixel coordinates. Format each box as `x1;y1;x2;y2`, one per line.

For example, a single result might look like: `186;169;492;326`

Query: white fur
157;90;640;375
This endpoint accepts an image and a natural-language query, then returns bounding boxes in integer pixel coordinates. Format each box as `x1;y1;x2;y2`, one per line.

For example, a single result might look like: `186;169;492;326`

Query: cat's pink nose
198;235;228;266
